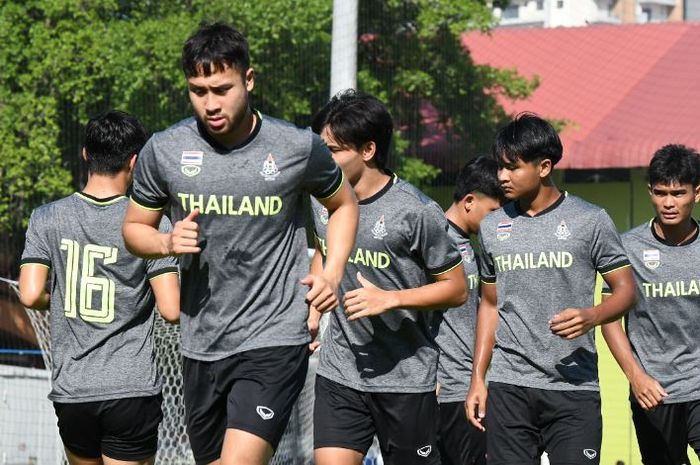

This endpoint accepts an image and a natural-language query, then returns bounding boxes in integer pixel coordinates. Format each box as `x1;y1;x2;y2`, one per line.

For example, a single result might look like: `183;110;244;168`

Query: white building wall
495;0;620;27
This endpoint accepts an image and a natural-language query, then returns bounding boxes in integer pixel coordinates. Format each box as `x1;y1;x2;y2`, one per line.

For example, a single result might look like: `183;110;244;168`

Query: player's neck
445;204;473;235
211;107;256;149
82;173;128;199
653;217;698;246
353;168;391;202
517;180;561;217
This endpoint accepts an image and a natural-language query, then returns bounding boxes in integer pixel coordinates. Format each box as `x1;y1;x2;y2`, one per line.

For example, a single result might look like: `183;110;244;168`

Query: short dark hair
182;22;250;78
648;144;700;187
312;89;393;170
453;156;506;203
84;110;147;175
493;112;563;166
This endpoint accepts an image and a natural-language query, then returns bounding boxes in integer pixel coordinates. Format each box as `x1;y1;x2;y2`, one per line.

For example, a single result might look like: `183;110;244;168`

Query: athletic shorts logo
181;151;203;177
555;220;571;240
497;221;512;241
583;449;597;460
256;406;275;420
260;153;281;180
643;249;661;269
417;445;432;457
319;207;329;225
372;215;388;239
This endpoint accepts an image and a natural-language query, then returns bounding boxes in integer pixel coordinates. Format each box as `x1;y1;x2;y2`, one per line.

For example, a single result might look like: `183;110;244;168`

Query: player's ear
81;147;88;162
462;193;475;213
538;158;553;178
245;67;255;92
694;184;700;203
127;154;138;173
361;141;377;164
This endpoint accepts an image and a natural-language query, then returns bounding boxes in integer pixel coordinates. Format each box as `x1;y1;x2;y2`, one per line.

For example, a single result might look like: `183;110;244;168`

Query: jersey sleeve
477;224;496;284
591;209;630;275
410;203;462;276
145;216;179;279
302;133;344;200
131;137;169;211
20;209;52;268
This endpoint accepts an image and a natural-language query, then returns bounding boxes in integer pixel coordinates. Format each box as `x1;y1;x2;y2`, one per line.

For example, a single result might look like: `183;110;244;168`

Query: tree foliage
0;0;533;272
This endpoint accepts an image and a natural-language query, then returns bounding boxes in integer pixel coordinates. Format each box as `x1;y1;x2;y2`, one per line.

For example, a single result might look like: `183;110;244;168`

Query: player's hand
307;305;322;352
549;307;599;339
169;209;201;255
301;274;338;314
630;370;667;410
343;272;399;321
466;379;487;431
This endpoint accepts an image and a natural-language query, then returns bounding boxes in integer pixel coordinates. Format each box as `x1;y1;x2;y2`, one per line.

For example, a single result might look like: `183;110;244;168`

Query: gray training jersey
479;193;629;391
21;193;178;403
131;113;343;361
433;221;480;403
312;174;462;393
603;219;700;403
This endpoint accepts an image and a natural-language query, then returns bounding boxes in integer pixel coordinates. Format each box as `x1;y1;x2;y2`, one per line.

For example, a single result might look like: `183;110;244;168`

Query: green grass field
426;169;699;465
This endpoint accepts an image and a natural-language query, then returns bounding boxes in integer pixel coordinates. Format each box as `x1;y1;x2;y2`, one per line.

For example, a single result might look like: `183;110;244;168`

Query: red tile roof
463;22;700;169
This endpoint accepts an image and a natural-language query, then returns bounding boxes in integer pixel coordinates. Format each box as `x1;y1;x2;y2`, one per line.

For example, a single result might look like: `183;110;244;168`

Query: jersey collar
447;219;470;239
514;191;567;218
196;108;263;152
358;171;398;205
649;217;700;247
76;192;126;206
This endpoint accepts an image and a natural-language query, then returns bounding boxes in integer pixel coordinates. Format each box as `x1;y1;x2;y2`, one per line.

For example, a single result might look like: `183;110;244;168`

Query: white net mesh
4;279;318;465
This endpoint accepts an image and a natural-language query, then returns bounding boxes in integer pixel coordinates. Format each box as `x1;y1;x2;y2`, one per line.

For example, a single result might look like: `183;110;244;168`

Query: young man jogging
602;144;700;465
19;110;180;465
466;113;636;465
121;23;358;465
434;156;504;465
310;90;467;465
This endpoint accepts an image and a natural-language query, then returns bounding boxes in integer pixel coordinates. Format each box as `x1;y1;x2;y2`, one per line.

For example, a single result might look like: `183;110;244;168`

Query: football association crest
458;244;474;263
555;220;571;240
260;153;280;180
643;249;660;269
181;151;203;177
319;207;329;225
371;215;388;239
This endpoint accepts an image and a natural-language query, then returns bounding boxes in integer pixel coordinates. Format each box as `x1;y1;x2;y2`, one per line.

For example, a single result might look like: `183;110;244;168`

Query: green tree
357;0;538;187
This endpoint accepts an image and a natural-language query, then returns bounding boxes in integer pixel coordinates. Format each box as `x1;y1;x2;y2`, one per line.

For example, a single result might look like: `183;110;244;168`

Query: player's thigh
687;400;700;459
65;447;104;465
438;400;486;465
313;375;375;457
370;390;441;465
486;382;541;465
632;401;689;465
540;390;601;465
100;395;162;463
226;345;309;451
183;356;229;465
101;456;154;465
54;401;103;461
219;428;273;465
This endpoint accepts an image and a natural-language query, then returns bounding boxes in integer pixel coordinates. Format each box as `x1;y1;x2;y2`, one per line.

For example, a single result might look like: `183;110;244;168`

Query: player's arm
466;282;497;431
550;266;636;339
307;247;325;351
343;265;466;320
301;181;358;313
600;294;667;410
123;204;201;258
18;264;50;310
150;271;180;323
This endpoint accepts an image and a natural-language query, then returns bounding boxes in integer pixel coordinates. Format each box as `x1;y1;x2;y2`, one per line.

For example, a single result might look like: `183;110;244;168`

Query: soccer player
121;23;358;465
18;110;180;465
434;156;504;465
465;113;636;465
601;144;700;465
309;90;467;465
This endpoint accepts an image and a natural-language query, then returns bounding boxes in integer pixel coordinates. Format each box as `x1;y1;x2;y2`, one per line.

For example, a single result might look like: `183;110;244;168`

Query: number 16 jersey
21;193;178;403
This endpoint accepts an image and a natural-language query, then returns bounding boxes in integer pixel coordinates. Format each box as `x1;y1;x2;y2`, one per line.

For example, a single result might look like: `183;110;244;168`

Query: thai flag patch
181;151;203;165
497;221;513;233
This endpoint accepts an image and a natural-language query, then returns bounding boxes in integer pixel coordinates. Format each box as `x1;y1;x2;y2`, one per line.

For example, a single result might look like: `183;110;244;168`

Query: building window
641;7;651;22
557;0;564;7
537;0;544;10
502;5;520;19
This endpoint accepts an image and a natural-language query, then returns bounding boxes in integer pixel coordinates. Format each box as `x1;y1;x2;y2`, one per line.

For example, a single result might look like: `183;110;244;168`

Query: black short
632;399;700;465
486;382;601;465
183;345;309;465
438;401;486;465
53;394;162;461
314;375;441;465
